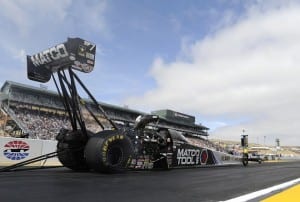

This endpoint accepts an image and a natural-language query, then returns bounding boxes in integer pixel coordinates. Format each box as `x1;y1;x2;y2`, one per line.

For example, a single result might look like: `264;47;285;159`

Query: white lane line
222;178;300;202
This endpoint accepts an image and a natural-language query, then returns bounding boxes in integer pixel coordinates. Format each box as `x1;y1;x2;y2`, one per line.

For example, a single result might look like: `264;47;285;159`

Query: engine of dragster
123;115;173;170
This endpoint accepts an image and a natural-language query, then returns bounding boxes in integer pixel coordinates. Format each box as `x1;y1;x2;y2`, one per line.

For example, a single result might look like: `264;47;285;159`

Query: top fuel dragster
0;38;252;173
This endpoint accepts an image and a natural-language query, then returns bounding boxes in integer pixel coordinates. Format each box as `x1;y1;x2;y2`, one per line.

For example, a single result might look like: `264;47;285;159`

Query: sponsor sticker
200;149;208;164
176;148;210;165
102;135;124;164
177;148;201;165
85;52;95;60
78;45;86;57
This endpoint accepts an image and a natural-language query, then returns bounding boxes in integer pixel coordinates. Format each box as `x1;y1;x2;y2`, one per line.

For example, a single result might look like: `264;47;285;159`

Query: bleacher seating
0;80;209;142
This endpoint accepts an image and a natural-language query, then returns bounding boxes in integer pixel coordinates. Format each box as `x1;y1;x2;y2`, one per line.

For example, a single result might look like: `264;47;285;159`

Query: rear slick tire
56;129;90;172
84;130;133;173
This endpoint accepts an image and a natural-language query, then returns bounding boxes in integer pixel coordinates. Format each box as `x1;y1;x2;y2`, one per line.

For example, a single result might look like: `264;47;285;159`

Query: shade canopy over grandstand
0;80;209;140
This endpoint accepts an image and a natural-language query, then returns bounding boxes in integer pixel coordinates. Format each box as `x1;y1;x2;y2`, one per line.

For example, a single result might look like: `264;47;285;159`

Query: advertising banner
0;137;43;166
0;137;61;167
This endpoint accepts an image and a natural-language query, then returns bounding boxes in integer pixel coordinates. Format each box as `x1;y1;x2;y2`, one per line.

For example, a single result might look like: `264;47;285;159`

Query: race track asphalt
0;161;299;202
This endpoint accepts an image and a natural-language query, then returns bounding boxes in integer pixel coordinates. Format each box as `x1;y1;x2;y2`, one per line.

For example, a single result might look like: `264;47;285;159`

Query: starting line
223;177;300;202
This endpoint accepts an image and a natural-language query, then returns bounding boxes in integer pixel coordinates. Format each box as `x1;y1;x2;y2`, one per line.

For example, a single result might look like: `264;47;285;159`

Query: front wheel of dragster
84;130;134;173
242;153;249;166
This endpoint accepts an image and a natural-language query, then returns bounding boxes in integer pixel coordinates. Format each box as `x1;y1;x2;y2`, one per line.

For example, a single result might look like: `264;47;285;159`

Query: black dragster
0;38;247;173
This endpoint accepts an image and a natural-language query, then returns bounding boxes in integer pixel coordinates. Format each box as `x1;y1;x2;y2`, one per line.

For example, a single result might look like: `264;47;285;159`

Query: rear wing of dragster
27;37;117;132
0;38;119;172
27;37;96;83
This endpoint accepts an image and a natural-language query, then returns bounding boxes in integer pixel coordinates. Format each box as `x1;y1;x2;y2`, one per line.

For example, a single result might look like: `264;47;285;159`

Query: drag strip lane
0;161;299;202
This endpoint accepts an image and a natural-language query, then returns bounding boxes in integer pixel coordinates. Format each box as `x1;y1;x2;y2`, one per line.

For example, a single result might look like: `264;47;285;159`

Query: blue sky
1;0;300;146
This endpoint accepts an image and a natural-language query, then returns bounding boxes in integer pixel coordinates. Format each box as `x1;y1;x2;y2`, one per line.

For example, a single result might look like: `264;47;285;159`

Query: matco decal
3;140;30;160
30;44;69;67
177;149;200;165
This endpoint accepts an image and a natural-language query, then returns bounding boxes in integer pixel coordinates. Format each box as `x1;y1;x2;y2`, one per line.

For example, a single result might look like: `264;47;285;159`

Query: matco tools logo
177;149;201;165
30;44;68;67
3;140;30;160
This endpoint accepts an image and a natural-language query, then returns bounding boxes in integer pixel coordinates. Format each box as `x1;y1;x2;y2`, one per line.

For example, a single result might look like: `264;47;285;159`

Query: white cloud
0;0;109;93
0;0;108;62
82;1;108;34
13;49;26;63
0;0;72;66
0;0;72;35
64;0;109;36
126;2;300;146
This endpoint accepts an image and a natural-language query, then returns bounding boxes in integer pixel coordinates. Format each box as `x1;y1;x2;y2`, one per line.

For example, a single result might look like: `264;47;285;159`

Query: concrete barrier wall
0;137;61;166
41;139;62;166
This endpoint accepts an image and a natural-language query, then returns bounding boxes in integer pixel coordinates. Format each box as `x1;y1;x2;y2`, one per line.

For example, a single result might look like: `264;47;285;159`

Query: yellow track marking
261;184;300;202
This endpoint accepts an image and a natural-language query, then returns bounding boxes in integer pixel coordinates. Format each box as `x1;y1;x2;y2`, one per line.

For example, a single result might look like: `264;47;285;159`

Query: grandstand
152;109;196;125
0;81;209;140
151;109;208;137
